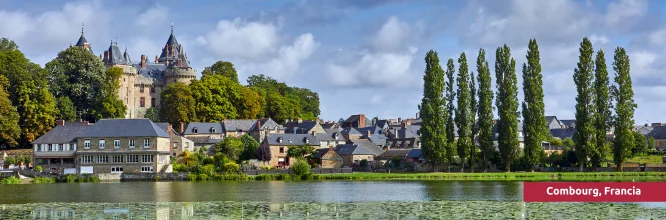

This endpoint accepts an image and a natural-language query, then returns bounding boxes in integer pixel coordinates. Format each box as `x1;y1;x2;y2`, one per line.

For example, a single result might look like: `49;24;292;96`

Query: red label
524;182;666;202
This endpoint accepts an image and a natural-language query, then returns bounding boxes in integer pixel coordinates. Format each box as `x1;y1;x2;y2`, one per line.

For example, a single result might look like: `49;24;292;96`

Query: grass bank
310;172;666;181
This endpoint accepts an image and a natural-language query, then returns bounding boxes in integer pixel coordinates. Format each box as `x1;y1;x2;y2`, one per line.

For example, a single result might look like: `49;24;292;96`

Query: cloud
135;4;167;28
367;16;423;52
326;48;419;87
237;33;319;80
196;17;283;60
605;0;648;29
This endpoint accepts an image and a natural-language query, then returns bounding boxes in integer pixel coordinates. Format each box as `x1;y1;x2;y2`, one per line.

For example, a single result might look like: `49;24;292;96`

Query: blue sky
1;0;665;124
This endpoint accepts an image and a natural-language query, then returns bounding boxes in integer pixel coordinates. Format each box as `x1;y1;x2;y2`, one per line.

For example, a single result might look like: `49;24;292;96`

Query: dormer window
305;137;310;144
277;137;283;143
289;139;293;143
192;127;198;134
210;127;216;133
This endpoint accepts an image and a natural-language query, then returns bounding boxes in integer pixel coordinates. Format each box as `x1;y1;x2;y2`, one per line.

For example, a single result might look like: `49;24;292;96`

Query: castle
72;23;197;118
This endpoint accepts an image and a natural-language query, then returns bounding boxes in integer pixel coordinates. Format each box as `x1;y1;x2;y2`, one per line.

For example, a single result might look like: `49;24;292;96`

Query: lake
1;181;665;219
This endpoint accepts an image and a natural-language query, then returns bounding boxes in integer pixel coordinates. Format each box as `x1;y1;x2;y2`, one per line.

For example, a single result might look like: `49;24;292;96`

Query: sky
1;0;665;124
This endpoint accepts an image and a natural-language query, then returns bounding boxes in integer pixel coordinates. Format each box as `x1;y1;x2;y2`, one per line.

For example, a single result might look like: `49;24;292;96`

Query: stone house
31;120;92;174
648;126;666;151
223;119;259;138
334;142;384;167
545;116;563;129
284;119;326;135
385;123;421;150
182;122;224;151
341;127;362;141
252;118;284;143
156;123;194;156
342;114;371;128
315;146;343;168
75;119;172;174
315;129;346;149
261;133;319;167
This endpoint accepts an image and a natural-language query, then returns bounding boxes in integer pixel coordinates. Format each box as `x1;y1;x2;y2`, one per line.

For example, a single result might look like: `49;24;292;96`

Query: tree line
419;37;636;172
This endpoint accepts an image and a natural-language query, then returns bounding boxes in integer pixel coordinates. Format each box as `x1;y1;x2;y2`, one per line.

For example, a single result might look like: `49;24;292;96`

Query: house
315;146;343;168
284;119;326;135
545;116;563;129
550;127;576;140
261;133;319;167
648;126;666;151
543;145;565;156
342;114;371;128
222;119;259;138
74;119;173;174
155;123;194;156
492;121;524;150
406;148;423;163
634;125;654;137
253;118;284;142
32;120;92;174
385;123;421;150
334;142;383;167
376;149;411;161
560;119;575;128
341;127;362;141
359;129;388;149
182;122;224;150
315;130;346;149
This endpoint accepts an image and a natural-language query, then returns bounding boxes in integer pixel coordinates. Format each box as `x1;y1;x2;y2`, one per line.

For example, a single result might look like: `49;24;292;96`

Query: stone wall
97;173;122;181
121;172;188;181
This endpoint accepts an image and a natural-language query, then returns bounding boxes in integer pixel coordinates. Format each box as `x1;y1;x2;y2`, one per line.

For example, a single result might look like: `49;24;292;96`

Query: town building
32;120;91;174
155;123;194;156
261;133;318;167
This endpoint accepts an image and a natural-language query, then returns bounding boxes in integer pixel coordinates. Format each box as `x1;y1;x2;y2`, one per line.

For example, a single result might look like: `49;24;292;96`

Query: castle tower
74;23;94;54
102;40;137;118
161;23;197;85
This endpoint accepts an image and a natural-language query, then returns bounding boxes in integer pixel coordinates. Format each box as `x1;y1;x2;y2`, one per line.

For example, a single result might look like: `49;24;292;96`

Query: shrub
256;174;274;180
222;162;240;174
188;174;197;181
1;176;20;184
173;163;188;172
359;159;368;168
197;174;208;181
277;174;291;180
200;164;216;176
34;166;43;172
290;160;311;177
33;177;55;184
65;175;77;183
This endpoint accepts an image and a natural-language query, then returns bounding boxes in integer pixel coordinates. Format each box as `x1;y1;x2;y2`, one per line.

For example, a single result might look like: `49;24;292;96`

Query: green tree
495;45;519;172
444;58;457;170
18;83;58;142
290;159;311;176
239;134;260;160
160;82;196;130
592;50;611;169
648;136;656;151
214;136;244;161
236;86;262;119
563;138;575;148
476;49;494;172
201;61;239;82
248;74;320;119
56;96;76;121
573;37;596;171
611;47;636;172
419;50;447;172
0;76;20;147
632;131;647;156
469;69;477;172
521;39;547;172
455;52;472;172
266;92;301;124
190;75;240;121
286;144;317;159
144;108;159;122
95;67;127;119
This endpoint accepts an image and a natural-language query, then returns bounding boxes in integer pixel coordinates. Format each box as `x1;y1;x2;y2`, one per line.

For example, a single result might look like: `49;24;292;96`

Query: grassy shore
308;172;666;181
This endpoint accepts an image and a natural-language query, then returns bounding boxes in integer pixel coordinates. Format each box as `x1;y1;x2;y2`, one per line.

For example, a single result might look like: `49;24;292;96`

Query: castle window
140;97;145;107
151;98;156;107
150;86;155;93
140;85;145;93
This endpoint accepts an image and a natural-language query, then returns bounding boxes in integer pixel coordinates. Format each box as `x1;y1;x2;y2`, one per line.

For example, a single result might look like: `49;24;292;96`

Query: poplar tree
572;37;595;171
419;50;448;171
521;39;547;172
476;49;494;172
611;47;636;172
469;69;477;172
592;50;610;169
455;52;472;172
495;45;519;172
445;58;457;171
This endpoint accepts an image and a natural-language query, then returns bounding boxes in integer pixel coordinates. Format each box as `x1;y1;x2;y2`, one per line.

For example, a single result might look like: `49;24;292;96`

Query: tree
419;50;447;172
290;159;311;176
240;134;260;161
56;96;76;121
236;86;262;119
214;136;244;161
648;136;656;151
476;49;494;172
256;144;272;162
521;39;547;172
266;92;301;124
0;76;20;147
201;61;239;82
286;144;317;159
444;58;457;170
495;45;519;172
573;37;596;171
17;83;58;142
45;46;107;120
592;49;610;169
469;69;477;172
611;47;636;172
160;82;196;130
144;108;159;122
632;131;647;156
190;75;240;121
248;74;320;119
95;67;127;120
455;52;472;172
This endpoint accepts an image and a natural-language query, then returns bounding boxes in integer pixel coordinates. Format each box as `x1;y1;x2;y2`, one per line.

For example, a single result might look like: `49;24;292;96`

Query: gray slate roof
366;134;388;146
377;149;411;158
351;139;384;155
550;128;576;140
648;126;666;139
223;119;258;132
78;119;169;138
560;120;575;128
284;121;318;133
132;63;167;82
258;118;282;130
356;126;383;136
265;134;319;146
334;143;381;156
341;127;361;135
106;42;128;65
183;122;223;135
188;136;223;145
317;129;344;141
388;125;421;139
407;148;422;158
75;34;93;54
32;124;92;144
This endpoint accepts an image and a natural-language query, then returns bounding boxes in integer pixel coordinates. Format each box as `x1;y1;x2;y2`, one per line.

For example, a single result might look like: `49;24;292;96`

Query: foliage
592;50;611;168
455;52;472;172
256;144;272;162
0;77;20;147
419;50;448;171
290;159;311;176
190;75;240;121
34;166;42;172
444;58;457;169
32;177;55;184
648;136;656;151
160;82;196;130
359;159;369;168
476;49;494;171
94;67;127;119
495;45;520;172
173;163;188;172
563;138;575;148
572;37;596;171
235;86;262;119
215;137;244;161
200;164;216;176
1;176;20;184
266;92;301;124
611;47;636;172
201;61;239;82
521;39;547;171
222;162;240;174
144;107;159;122
239;134;260;161
632;131;647;156
56;96;76;121
391;156;402;168
469;62;478;171
247;74;319;119
287;144;317;159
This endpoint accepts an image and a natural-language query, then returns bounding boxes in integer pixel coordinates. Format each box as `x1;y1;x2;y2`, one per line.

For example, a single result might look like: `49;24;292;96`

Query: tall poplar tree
521;39;547;172
572;37;595;171
419;50;447;171
592;50;610;169
445;58;457;171
455;52;472;172
469;69;477;172
495;45;519;172
611;47;636;172
476;49;494;172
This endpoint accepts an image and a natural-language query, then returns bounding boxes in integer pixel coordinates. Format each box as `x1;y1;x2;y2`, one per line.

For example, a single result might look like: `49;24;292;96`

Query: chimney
366;130;371;137
177;57;182;67
329;144;335;152
398;117;402;124
155;55;159;64
141;55;146;68
298;118;303;123
180;122;184;134
167;124;173;135
56;120;65;126
406;119;412;126
103;50;109;63
179;44;183;52
256;120;262;131
359;114;366;128
402;122;406;128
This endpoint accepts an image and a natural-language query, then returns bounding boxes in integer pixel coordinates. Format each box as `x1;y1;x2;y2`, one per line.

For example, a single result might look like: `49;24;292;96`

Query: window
143;138;151;148
48;144;53;151
150;86;155;93
279;147;284;153
140;97;145;107
57;144;63;151
151;98;155;108
81;155;94;164
140;86;144;93
84;140;91;149
142;155;154;163
184;142;189;149
114;140;120;149
99;140;105;149
111;167;123;173
141;166;153;173
129;139;135;148
127;155;139;163
173;142;179;149
73;143;77;151
97;155;108;163
192;127;198;133
112;155;124;163
210;127;216;133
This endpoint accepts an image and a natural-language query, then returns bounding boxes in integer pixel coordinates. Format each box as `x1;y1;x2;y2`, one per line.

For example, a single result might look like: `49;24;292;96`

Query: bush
359;159;368;168
34;166;43;172
33;177;55;184
188;174;197;181
1;176;20;184
200;164;216;176
222;162;240;174
173;163;188;172
290;160;311;176
197;174;208;181
65;175;77;183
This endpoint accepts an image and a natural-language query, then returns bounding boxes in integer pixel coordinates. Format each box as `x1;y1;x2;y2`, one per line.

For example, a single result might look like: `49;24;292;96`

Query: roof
266;134;319;146
321;123;337;129
560;120;575;128
374;120;390;128
157;28;191;68
388;125;421;139
550;128;576;140
132;63;167;82
284;121;320;133
334;143;380;156
634;126;654;136
317;129;344;141
78;119;170;138
377;149;412;158
356;126;383;136
366;134;388;146
32;124;92;144
123;48;132;64
188;136;223;145
351;139;384;155
183;122;223;135
407;148;422;158
258;118;282;130
223;119;258;132
75;34;93;54
341;127;361;135
106;42;128;65
648;126;666;139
